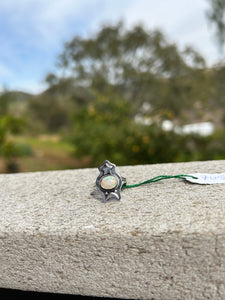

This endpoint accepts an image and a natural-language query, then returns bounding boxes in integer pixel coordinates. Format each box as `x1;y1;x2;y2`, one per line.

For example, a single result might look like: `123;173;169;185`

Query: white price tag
185;173;225;184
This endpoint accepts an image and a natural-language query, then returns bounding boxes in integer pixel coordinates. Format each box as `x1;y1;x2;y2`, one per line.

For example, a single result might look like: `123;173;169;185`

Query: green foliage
28;94;71;132
36;22;218;134
206;0;225;51
0;112;32;172
0;92;10;115
55;22;207;120
0;115;24;156
67;90;221;166
51;22;217;166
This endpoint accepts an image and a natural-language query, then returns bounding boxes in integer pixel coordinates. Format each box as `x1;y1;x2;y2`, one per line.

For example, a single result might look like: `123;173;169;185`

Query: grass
0;135;90;173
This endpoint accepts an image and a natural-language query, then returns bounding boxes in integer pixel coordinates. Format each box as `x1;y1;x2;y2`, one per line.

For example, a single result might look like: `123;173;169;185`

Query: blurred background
0;0;225;173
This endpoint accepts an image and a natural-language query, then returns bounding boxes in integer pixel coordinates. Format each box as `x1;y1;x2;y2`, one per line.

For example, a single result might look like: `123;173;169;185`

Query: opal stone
100;175;118;190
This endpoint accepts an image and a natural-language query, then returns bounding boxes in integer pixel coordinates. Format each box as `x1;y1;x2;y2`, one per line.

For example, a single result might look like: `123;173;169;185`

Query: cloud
0;0;109;48
122;0;219;64
0;0;104;92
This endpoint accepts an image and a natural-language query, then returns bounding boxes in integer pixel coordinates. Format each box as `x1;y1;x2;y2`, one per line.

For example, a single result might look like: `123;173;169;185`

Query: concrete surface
0;160;225;299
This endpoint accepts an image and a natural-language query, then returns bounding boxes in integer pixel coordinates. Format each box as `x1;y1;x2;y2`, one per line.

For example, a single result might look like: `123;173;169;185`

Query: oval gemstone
100;175;118;190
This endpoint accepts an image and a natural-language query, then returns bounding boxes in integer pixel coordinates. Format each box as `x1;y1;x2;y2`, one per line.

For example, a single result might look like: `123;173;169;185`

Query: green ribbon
122;174;197;189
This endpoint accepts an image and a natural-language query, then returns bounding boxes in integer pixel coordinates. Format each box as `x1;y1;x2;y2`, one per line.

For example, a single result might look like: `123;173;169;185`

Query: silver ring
96;160;125;203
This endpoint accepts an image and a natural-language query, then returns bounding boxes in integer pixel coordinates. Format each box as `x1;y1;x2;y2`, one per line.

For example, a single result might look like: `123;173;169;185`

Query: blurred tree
0;91;32;172
49;22;223;165
206;0;225;52
0;115;25;172
0;92;10;115
27;77;94;133
45;73;59;86
57;22;206;118
68;87;217;166
28;94;70;132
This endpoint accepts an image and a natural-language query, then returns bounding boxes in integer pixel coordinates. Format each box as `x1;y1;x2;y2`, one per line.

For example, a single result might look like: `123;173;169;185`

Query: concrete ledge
1;160;225;299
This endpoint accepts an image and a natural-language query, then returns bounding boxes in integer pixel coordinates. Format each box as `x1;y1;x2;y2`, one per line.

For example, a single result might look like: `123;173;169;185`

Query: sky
0;0;222;94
